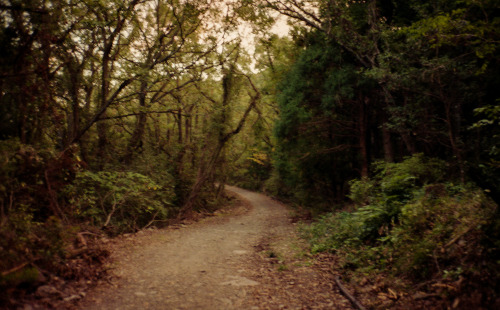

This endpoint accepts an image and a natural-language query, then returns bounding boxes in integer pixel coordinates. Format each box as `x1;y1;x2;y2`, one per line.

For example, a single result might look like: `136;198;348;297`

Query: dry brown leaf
387;288;398;300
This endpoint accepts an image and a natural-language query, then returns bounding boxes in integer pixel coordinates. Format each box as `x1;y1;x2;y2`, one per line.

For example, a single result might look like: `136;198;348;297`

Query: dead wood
66;246;89;258
334;276;367;310
1;262;29;277
444;224;475;249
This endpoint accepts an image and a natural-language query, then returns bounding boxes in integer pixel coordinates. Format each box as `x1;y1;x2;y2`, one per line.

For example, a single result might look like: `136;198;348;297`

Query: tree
178;47;261;218
255;0;499;207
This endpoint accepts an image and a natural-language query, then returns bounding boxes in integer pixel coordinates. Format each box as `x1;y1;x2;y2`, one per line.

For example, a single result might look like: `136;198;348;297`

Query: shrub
0;139;79;287
389;186;496;278
347;177;375;206
303;154;498;286
65;170;175;234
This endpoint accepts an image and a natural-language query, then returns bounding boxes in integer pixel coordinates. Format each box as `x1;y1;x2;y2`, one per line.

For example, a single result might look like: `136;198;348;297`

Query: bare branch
97;109;187;121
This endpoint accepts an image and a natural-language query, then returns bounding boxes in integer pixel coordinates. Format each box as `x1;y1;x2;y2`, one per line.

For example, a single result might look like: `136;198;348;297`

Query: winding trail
78;186;350;309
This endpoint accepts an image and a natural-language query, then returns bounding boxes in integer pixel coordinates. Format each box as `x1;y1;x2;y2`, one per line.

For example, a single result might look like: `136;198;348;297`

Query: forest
0;0;499;308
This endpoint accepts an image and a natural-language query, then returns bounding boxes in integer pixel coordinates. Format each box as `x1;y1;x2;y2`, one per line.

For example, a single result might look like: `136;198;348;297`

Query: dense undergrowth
302;154;500;308
0;139;199;307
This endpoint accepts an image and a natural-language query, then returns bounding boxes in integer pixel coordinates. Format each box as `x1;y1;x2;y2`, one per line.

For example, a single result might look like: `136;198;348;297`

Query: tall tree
255;0;499;206
178;48;261;217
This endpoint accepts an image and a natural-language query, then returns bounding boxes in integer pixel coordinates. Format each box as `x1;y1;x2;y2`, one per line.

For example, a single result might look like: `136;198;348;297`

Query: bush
65;170;175;234
330;154;447;243
302;154;498;287
390;185;496;278
347;178;375;206
0;139;78;287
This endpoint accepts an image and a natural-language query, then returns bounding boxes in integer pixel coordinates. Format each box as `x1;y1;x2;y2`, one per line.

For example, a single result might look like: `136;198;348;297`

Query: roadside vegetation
1;0;498;309
302;155;499;308
241;0;499;308
0;0;263;307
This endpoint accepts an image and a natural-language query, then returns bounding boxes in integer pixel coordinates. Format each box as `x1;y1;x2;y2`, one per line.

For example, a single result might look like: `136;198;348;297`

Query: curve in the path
78;186;291;310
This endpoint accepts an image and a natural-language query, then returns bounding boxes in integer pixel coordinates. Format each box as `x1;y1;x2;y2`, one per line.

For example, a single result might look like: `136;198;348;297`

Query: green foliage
0;0;498;306
272;35;363;208
305;155;448;249
389;186;494;278
66;170;175;234
1;213;64;269
0;210;75;291
469;99;500;202
347;178;375;206
302;155;498;288
472;100;500;129
305;211;363;254
0;140;82;289
230;148;272;191
374;154;445;198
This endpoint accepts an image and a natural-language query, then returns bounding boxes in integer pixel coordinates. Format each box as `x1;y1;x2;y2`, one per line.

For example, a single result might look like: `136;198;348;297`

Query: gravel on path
77;186;351;310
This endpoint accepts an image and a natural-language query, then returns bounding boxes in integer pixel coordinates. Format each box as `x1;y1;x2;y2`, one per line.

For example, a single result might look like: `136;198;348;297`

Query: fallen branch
1;262;30;277
444;224;475;249
77;232;88;247
334;276;367;310
414;279;437;290
66;246;89;258
78;231;102;237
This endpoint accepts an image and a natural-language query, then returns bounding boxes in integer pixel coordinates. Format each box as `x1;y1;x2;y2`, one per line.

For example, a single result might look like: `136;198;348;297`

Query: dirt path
77;186;351;309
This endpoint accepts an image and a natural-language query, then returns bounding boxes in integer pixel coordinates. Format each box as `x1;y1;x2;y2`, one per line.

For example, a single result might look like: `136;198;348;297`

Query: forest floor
15;185;443;310
73;186;354;309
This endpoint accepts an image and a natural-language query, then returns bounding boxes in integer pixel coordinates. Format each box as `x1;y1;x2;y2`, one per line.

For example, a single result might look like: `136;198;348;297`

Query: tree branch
335;276;367;310
97;109;187;121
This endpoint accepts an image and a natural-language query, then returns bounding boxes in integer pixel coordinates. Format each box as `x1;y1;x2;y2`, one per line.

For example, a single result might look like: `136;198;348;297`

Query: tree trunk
185;112;190;144
178;143;224;219
382;123;394;162
444;99;465;183
65;59;81;149
97;49;111;167
401;132;417;155
359;98;369;177
178;68;259;219
177;108;183;144
123;80;148;163
78;75;95;163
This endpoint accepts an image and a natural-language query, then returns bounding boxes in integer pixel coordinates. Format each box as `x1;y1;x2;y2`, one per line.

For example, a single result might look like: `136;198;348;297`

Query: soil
75;186;353;309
